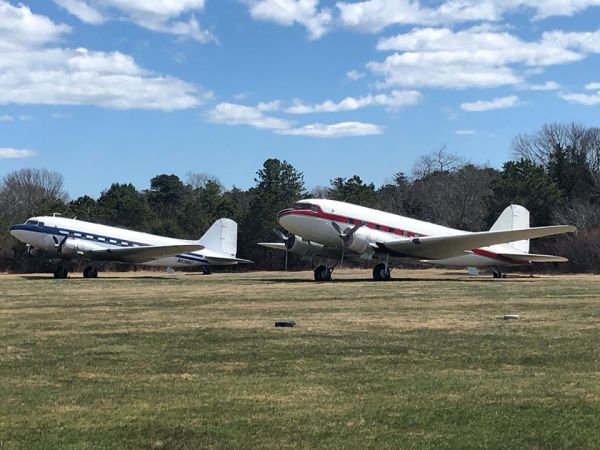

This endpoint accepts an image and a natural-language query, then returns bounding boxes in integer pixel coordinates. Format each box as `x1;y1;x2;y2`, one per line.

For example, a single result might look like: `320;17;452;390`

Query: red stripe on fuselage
278;209;529;265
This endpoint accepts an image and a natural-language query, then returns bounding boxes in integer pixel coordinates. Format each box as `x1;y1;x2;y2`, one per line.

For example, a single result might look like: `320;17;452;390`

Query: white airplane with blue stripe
10;215;251;278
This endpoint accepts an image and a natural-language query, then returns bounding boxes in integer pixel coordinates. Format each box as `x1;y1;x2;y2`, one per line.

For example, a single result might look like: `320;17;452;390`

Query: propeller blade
347;221;365;236
331;221;343;235
273;229;289;241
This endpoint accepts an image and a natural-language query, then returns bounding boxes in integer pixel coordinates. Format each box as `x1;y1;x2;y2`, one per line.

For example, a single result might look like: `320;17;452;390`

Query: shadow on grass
18;275;179;281
255;276;539;284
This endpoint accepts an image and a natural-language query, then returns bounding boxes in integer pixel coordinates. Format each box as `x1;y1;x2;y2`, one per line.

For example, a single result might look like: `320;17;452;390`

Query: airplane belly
143;256;202;267
427;254;510;268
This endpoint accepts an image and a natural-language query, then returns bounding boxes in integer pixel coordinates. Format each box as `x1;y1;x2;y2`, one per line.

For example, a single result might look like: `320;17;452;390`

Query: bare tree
412;145;466;178
309;185;330;199
186;172;222;190
0;168;68;223
512;122;600;172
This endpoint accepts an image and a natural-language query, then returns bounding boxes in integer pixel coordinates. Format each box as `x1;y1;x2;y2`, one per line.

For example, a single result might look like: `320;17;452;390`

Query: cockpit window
293;203;322;213
26;220;38;225
38;222;44;227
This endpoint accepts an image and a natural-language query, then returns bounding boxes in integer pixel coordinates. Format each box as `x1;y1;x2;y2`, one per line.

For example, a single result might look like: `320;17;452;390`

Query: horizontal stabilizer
495;253;569;263
205;255;254;264
379;225;576;259
90;244;204;263
257;242;287;251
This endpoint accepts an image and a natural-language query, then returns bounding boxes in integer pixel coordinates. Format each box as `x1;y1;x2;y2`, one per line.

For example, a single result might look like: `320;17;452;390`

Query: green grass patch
1;270;600;449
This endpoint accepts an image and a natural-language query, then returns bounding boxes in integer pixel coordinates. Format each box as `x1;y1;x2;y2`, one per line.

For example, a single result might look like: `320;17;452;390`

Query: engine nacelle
286;234;324;257
344;228;371;254
59;238;105;256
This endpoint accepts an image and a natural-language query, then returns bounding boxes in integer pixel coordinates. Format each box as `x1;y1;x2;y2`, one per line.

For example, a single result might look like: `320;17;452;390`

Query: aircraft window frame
109;239;117;244
98;237;105;242
121;241;129;246
86;235;94;239
74;232;82;237
38;222;44;227
59;230;68;235
26;220;39;225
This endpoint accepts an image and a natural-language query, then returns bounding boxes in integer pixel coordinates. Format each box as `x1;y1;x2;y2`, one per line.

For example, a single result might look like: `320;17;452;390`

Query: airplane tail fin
490;204;530;253
198;218;238;257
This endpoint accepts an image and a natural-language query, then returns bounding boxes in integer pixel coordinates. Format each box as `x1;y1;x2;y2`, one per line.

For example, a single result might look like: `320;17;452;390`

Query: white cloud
455;129;477;135
0;147;37;158
207;102;292;130
461;95;519;112
560;92;600;105
369;26;600;89
54;0;105;24
207;101;385;138
248;0;332;40
0;1;70;50
53;0;214;42
0;2;207;111
347;70;365;81
285;90;421;114
336;0;600;33
528;81;560;91
277;122;384;137
585;82;600;90
0;114;13;122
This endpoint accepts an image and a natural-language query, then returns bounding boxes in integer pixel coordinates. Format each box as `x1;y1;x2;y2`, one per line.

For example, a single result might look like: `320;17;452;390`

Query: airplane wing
378;225;576;260
257;242;287;251
89;244;204;263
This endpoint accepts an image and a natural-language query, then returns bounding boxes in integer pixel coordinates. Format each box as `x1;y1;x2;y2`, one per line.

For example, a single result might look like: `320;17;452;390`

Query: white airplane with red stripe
259;199;576;281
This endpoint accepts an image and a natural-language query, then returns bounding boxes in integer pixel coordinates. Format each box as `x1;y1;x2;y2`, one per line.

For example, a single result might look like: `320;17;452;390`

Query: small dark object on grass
504;314;520;320
275;320;296;328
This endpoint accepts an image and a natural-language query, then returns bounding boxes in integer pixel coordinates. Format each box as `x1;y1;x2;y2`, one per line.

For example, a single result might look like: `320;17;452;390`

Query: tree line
1;122;599;273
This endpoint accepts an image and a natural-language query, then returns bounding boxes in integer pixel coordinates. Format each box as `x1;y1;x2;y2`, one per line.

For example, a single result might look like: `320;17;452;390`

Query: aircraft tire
314;265;331;282
54;266;68;279
373;263;391;281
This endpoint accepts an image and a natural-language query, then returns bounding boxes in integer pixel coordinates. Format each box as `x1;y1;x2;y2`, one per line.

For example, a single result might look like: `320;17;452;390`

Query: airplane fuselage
10;216;234;268
277;199;526;268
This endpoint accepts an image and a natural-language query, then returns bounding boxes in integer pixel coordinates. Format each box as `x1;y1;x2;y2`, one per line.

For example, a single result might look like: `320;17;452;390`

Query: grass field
1;269;600;449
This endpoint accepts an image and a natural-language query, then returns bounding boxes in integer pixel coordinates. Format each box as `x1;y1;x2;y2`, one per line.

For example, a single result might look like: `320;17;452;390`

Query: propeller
273;229;294;270
53;235;68;255
331;221;365;268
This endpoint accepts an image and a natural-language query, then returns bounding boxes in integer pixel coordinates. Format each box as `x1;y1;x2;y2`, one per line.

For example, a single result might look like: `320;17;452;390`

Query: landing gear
314;265;332;282
492;268;507;279
373;263;391;281
53;264;69;279
201;266;212;275
83;266;98;278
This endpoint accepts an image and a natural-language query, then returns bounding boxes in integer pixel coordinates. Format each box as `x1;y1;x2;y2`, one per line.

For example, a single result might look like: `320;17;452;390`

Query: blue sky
1;0;599;198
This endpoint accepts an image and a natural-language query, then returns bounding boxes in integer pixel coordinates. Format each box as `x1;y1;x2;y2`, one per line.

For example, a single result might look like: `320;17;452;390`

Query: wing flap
89;244;204;263
380;225;576;259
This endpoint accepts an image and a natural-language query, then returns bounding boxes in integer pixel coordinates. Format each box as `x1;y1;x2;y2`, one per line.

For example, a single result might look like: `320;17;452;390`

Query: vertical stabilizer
198;219;238;257
490;204;530;252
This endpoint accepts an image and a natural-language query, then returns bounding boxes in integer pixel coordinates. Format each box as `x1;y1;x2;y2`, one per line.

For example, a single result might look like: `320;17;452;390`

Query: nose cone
9;224;24;241
277;208;293;229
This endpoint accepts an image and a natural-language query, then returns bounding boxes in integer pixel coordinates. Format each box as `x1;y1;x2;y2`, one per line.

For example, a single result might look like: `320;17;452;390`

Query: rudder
490;204;530;253
198;219;238;257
